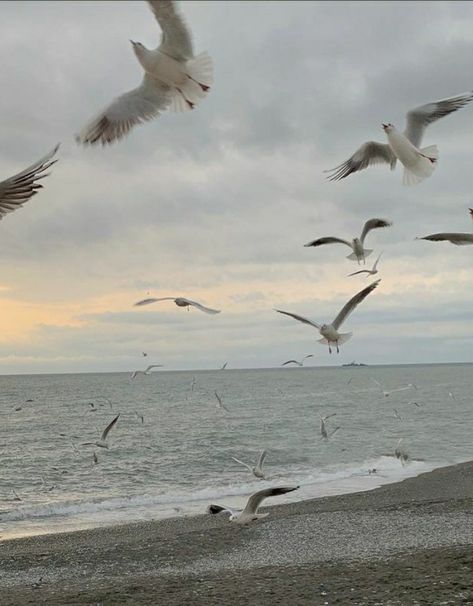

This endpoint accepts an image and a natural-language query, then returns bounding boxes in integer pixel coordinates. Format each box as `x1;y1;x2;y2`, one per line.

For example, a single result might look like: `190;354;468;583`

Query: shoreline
1;460;473;604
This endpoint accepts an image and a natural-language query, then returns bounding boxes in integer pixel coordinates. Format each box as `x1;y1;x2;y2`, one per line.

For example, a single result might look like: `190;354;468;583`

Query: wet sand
1;461;473;605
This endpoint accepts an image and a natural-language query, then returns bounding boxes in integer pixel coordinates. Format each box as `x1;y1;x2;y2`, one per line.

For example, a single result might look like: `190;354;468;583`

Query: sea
1;363;471;540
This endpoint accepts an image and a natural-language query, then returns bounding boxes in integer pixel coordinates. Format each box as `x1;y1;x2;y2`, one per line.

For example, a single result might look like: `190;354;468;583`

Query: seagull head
130;40;147;59
382;123;395;133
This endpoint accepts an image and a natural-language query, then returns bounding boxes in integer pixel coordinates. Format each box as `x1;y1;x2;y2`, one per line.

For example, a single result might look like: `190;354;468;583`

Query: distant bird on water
305;219;392;264
281;354;314;367
326;91;473;185
275;280;381;354
76;0;213;146
232;450;267;479
416;208;473;245
82;414;120;449
207;486;299;525
0;145;59;219
134;296;220;314
131;364;163;379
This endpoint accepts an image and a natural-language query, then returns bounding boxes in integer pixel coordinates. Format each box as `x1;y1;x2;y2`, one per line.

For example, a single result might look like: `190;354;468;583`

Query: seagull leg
187;75;210;92
328;344;332;354
336;341;340;353
176;88;195;110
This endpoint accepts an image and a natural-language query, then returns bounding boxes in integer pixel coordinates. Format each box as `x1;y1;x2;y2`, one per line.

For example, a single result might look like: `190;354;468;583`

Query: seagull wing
0;145;59;219
243;486;299;515
207;504;239;517
145;365;163;372
131;371;139;379
304;236;352;249
181;298;221;314
348;269;372;277
101;414;120;441
325;141;396;181
134;297;176;307
147;0;194;62
372;252;383;271
231;457;253;472
302;354;314;361
281;360;302;366
360;218;392;244
274;309;321;330
404;91;473;147
256;450;267;469
76;75;172;146
417;233;473;245
331;279;381;330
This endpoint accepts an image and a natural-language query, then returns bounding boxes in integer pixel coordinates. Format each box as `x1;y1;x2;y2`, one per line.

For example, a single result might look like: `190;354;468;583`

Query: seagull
305;220;392;264
281;354;314;367
220;362;228;370
416;208;473;245
142;352;148;357
207;486;299;525
131;364;163;379
326;91;473;185
232;450;267;479
393;408;403;421
0;145;59;219
372;379;417;397
134;296;220;314
214;391;229;412
320;413;339;440
275;280;380;354
394;438;409;466
93;452;99;465
82;414;120;449
349;252;383;277
76;0;213;146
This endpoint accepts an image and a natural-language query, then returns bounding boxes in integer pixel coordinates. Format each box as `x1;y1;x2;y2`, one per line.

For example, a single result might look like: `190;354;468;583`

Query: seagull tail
318;332;352;346
402;145;438;186
169;52;213;113
186;51;213;87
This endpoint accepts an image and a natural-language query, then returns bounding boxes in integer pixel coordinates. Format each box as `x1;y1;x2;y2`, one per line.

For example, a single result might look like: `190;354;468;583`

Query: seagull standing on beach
207;486;299;525
232;450;267;479
349;252;383;277
134;296;220;314
275;280;381;354
131;364;163;379
416;208;473;245
0;145;59;219
326;91;473;185
82;414;120;449
281;354;314;367
76;0;213;146
305;219;392;264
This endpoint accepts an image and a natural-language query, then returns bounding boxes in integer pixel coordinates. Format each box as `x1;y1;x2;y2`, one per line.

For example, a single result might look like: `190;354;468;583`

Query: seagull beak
382;123;388;130
130;40;136;46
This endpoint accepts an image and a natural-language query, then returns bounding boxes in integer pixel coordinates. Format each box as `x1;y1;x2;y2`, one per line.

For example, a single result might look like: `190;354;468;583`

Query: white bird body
232;450;267;479
383;125;438;186
207;486;299;525
82;414;120;449
134;296;220;314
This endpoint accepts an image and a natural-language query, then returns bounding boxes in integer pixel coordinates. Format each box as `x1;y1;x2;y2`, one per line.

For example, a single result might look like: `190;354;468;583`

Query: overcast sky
0;0;473;374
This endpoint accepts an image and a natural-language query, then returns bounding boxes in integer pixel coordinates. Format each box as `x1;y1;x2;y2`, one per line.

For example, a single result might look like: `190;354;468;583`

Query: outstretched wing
274;309;321;330
348;269;372;277
372;252;383;271
243;486;299;514
133;297;176;307
417;233;473;245
304;236;352;249
0;145;59;219
256;450;267;469
325;141;396;181
145;365;163;372
302;354;314;361
147;0;194;62
360;218;392;244
231;457;252;472
281;360;302;366
331;279;381;330
404;91;473;148
76;75;171;146
181;298;221;314
101;414;120;441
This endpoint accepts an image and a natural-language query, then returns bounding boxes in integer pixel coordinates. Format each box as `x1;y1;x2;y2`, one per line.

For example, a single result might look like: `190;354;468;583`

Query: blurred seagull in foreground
281;354;314;367
349;252;383;277
207;486;299;525
131;364;163;379
232;450;267;479
416;208;473;245
326;91;473;185
305;220;392;264
134;296;220;314
76;0;212;146
275;280;381;354
82;414;120;449
0;145;59;219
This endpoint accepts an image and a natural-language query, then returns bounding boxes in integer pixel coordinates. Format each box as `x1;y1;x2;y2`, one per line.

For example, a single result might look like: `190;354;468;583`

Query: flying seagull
416;208;473;245
220;361;228;370
305;220;391;264
281;354;314;367
349;252;383;277
275;279;380;354
326;91;473;185
134;296;220;314
214;391;229;412
82;414;120;449
207;486;299;525
394;438;409;466
232;450;267;479
76;0;213;146
320;413;340;440
0;145;59;219
371;379;417;398
131;364;163;379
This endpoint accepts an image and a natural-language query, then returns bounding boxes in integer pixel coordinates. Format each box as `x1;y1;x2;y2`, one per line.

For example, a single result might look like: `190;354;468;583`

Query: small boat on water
342;360;368;367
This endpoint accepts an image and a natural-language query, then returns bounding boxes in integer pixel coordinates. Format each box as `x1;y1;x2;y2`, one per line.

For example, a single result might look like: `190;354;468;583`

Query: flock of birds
2;0;473;523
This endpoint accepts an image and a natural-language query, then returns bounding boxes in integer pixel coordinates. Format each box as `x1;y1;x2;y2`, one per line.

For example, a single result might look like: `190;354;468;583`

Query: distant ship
342;361;368;367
